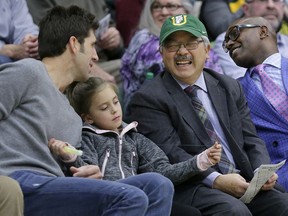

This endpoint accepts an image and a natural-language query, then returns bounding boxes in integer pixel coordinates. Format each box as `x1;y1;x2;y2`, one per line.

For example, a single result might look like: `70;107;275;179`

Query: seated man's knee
141;173;174;195
113;184;149;214
0;176;23;201
219;199;251;216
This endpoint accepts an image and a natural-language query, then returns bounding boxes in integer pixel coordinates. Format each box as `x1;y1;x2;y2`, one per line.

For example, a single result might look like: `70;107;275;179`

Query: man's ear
81;113;94;124
205;44;211;59
260;26;269;39
159;45;163;54
68;36;79;54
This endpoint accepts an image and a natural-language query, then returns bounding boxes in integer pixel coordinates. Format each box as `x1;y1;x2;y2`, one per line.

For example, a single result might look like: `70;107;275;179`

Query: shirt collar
263;53;281;68
173;71;208;92
248;53;281;75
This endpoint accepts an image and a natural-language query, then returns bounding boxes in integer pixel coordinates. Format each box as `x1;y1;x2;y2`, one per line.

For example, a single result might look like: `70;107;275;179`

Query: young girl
49;77;222;215
50;77;221;184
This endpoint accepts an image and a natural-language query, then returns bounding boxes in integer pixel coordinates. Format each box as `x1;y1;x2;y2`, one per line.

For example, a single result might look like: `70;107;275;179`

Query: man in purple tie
223;16;288;191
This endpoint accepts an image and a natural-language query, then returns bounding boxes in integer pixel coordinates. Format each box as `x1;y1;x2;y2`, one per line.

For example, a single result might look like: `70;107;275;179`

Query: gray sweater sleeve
135;133;201;185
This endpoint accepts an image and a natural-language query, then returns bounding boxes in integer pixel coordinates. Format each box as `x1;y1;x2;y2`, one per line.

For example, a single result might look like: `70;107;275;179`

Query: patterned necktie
185;85;237;174
253;64;288;121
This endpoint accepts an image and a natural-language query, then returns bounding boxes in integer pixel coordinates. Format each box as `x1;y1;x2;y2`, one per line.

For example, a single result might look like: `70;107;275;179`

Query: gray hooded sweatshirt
77;121;203;185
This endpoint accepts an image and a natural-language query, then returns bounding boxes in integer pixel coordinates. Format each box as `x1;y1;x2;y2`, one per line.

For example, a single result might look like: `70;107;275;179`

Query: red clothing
116;0;146;47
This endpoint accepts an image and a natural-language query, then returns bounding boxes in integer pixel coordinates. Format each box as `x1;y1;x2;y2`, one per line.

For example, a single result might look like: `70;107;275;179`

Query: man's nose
92;48;99;62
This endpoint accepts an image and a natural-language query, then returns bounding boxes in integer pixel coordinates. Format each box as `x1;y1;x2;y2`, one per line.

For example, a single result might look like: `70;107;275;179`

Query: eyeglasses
151;3;183;12
246;0;283;4
222;24;261;53
163;40;204;52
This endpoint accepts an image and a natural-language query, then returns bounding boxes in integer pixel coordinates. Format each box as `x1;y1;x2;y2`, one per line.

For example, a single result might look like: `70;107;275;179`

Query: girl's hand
207;142;222;165
70;165;103;179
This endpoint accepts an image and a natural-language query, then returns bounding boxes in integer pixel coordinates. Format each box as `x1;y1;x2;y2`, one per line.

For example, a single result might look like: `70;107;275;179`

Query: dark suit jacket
127;68;271;184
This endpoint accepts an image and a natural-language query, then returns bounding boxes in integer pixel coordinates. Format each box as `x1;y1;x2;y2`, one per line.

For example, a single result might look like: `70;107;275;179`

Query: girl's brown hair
65;77;118;116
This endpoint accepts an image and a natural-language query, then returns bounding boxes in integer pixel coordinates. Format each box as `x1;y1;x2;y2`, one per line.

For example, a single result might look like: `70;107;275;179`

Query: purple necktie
253;64;288;121
185;85;237;174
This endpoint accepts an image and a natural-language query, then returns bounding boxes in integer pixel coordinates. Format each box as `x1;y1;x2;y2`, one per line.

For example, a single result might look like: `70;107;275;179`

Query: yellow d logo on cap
171;15;187;26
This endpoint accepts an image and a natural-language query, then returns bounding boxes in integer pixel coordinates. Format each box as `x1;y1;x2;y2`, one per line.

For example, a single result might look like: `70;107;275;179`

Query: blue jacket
239;57;288;191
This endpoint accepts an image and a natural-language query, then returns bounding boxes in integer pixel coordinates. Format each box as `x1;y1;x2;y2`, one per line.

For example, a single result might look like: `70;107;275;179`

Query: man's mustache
174;55;192;61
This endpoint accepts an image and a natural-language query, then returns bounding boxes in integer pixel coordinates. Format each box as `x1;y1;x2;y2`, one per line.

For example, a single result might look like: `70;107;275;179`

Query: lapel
281;56;288;94
205;71;253;175
163;72;218;148
241;64;288;126
240;71;273;111
162;71;215;149
204;72;230;129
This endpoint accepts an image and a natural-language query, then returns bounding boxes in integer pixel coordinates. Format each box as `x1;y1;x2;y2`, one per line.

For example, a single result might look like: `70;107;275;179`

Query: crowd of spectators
1;0;288;215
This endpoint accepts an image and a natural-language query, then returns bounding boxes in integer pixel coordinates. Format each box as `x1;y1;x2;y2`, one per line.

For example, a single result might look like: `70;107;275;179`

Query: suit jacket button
272;141;278;147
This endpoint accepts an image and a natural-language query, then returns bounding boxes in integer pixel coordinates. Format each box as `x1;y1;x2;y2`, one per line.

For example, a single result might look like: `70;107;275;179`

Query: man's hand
261;173;278;191
22;34;39;59
213;174;249;197
48;138;75;161
70;165;103;179
98;27;121;50
0;34;39;60
0;44;28;59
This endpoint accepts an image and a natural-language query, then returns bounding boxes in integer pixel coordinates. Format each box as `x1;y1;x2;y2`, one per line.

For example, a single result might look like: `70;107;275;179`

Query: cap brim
160;29;203;44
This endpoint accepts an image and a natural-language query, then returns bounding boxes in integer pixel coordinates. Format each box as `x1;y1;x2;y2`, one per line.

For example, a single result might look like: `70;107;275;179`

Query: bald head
224;16;279;68
235;17;277;41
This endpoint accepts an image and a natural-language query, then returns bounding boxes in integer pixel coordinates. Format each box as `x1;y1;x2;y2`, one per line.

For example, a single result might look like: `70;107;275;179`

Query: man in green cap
127;14;288;215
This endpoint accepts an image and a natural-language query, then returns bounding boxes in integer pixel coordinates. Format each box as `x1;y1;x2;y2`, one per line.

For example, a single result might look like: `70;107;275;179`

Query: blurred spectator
116;0;146;47
199;0;244;41
0;0;39;64
213;0;288;79
105;0;116;20
280;0;288;34
26;0;123;84
116;0;195;47
120;0;222;116
90;61;116;83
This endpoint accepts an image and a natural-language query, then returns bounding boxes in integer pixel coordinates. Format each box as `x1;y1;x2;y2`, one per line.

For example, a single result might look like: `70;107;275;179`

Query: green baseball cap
160;14;208;44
